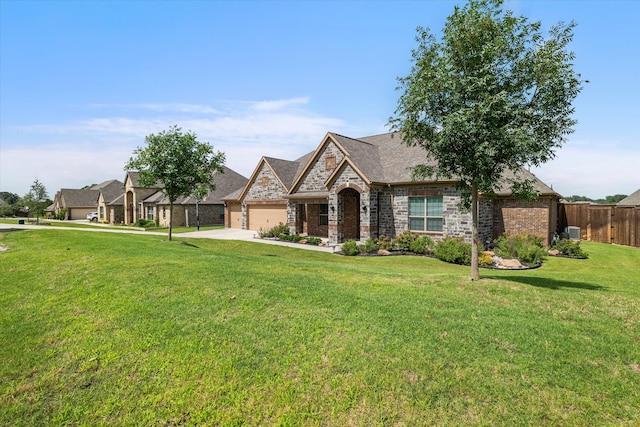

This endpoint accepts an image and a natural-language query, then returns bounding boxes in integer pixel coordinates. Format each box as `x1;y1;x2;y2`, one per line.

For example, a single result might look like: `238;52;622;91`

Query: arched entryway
125;191;134;224
340;188;360;241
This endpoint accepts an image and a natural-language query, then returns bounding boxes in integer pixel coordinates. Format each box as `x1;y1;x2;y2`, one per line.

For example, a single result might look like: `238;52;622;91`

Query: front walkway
180;228;337;253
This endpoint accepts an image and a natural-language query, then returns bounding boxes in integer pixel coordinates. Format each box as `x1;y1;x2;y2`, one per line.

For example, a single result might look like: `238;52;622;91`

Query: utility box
566;226;580;240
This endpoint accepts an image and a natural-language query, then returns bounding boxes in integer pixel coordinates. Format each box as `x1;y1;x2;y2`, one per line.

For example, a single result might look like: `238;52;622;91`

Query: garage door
247;205;287;232
227;203;242;229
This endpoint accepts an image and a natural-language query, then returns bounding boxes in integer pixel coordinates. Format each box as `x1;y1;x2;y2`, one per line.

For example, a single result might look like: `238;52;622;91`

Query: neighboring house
54;180;126;221
95;179;124;224
124;166;248;227
226;132;560;246
123;171;162;225
53;188;100;220
617;189;640;206
224;154;312;232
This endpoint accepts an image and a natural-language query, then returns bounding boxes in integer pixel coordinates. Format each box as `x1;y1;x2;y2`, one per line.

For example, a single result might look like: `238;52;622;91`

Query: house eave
285;191;330;200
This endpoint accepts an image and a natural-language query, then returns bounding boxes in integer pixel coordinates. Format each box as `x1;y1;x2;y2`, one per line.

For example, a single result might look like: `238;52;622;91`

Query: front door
341;188;360;241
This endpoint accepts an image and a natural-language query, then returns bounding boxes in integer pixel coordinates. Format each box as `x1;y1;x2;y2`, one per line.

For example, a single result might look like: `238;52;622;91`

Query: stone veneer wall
296;141;345;193
327;165;369;244
243;162;288;230
376;185;494;244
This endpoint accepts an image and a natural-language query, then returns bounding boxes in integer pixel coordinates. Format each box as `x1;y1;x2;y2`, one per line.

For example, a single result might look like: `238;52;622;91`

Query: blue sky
1;0;638;199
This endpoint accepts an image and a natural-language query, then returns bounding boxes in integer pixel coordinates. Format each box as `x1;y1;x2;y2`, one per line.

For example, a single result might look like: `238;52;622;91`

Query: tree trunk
168;200;174;241
471;182;480;281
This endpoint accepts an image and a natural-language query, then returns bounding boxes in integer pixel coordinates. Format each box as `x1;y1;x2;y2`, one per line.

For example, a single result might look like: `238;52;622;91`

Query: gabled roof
206;165;249;203
153;166;248;206
289;132;443;193
294;132;557;196
59;188;99;207
94;179;124;204
490;167;557;197
264;157;301;190
107;193;124;206
618;189;640;206
235;155;311;202
142;191;165;204
124;171;162;189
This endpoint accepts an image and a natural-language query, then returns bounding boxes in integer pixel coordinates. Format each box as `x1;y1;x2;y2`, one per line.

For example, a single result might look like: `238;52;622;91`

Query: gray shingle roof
203;165;248;204
264;157;302;190
618;189;640;206
154;166;248;205
94;179;124;204
59;188;99;207
330;132;556;196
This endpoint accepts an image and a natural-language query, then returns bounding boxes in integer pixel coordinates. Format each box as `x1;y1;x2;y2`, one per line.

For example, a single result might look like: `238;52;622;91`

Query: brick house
53;180;123;220
225;132;560;246
123;166;248;227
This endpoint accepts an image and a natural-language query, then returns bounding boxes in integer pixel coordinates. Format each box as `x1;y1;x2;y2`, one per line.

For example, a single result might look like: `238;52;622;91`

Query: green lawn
0;218;223;234
1;229;638;426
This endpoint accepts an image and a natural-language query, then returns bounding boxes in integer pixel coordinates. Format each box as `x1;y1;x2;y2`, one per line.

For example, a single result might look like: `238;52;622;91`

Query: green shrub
258;222;290;238
278;233;302;242
434;237;471;265
410;235;435;255
393;230;418;251
376;235;393;251
133;218;156;228
341;240;360;256
306;237;323;246
54;208;68;220
359;238;380;254
552;239;589;259
495;233;546;265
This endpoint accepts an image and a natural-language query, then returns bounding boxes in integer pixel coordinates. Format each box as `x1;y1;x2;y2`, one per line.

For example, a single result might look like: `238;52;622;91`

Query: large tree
389;0;583;280
124;125;225;241
22;179;49;224
0;192;21;217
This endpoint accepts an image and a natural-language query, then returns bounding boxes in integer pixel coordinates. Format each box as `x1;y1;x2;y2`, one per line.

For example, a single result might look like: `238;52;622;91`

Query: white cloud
250;97;310;112
0;97;362;195
531;142;639;198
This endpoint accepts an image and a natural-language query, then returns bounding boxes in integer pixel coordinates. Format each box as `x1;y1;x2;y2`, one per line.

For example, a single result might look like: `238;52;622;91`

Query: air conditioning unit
565;226;580;241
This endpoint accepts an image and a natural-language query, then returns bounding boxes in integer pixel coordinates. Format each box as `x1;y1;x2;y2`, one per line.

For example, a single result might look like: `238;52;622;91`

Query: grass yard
0;218;224;234
0;229;638;426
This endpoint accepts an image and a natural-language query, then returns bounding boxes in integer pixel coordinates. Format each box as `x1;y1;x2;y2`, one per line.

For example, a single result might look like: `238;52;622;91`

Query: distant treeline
563;194;627;204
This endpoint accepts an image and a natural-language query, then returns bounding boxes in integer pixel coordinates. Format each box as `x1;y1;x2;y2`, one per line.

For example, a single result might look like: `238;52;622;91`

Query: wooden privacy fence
559;203;640;247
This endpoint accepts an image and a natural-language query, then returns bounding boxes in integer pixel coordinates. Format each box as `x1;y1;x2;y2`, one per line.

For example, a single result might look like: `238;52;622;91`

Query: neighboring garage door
247;204;287;231
69;208;94;220
227;203;242;229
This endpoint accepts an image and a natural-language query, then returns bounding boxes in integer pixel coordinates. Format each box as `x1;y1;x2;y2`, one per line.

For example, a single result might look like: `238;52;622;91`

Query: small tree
124;125;225;241
389;0;583;280
22;179;49;224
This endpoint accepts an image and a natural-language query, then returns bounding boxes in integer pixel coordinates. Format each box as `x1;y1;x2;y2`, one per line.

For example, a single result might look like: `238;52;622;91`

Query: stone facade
244;162;289;230
375;184;490;244
297;142;345;192
326;164;369;243
245;163;288;201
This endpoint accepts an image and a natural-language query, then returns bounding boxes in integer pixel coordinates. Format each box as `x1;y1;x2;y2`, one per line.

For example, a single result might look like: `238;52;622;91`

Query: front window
409;196;443;232
147;206;154;220
319;204;329;226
